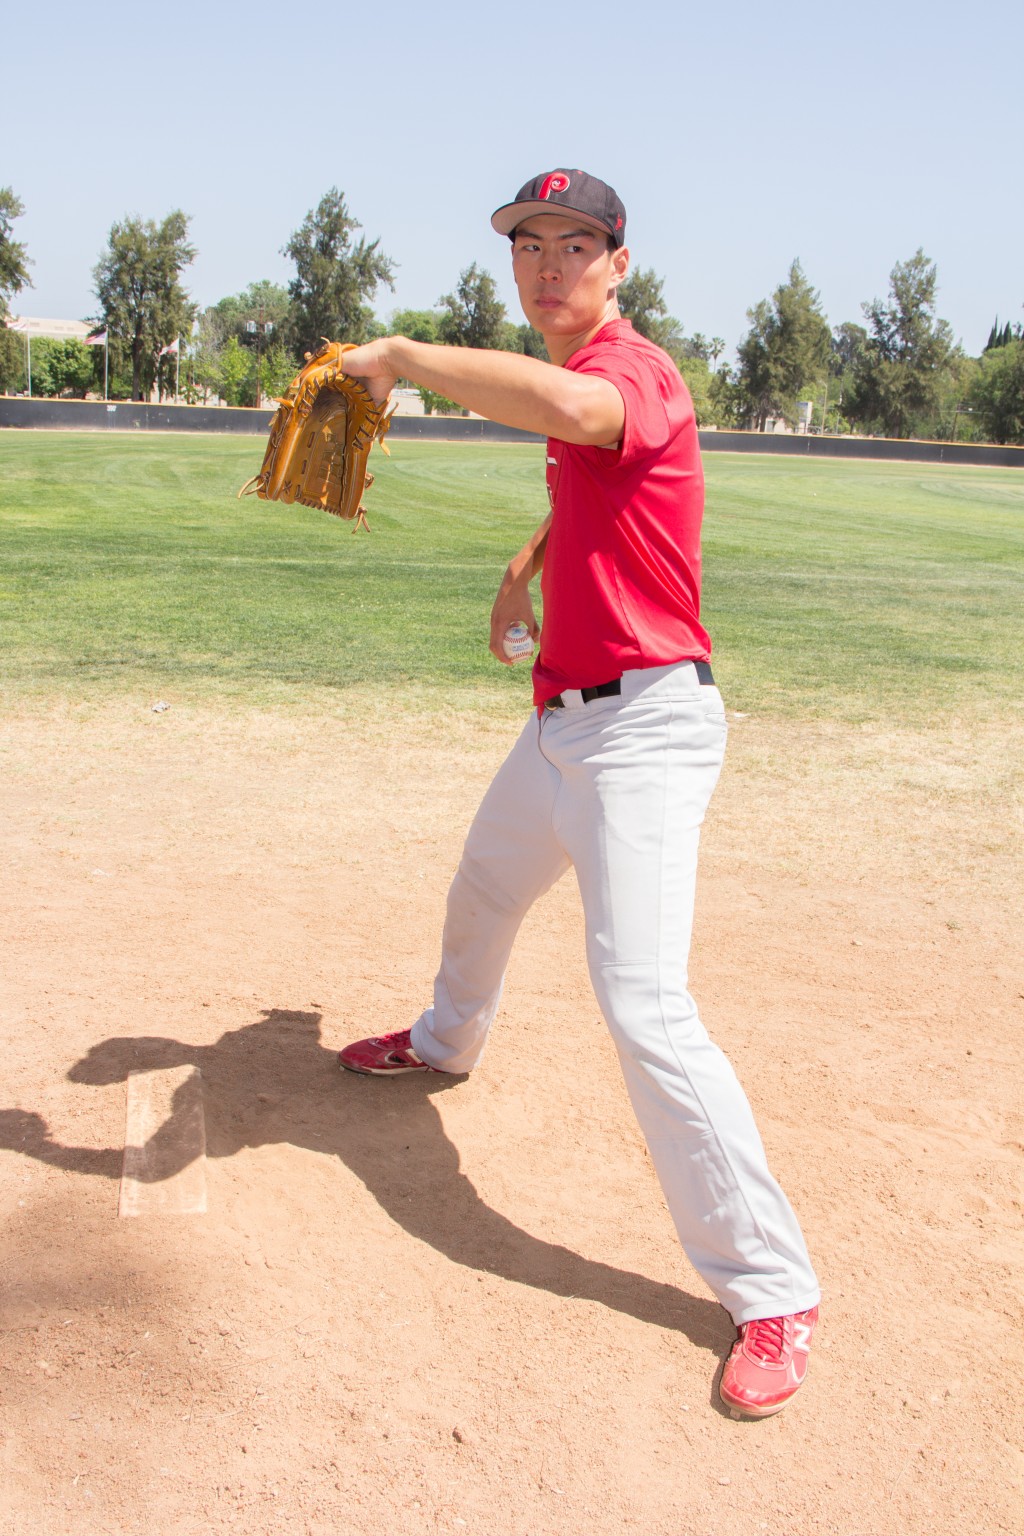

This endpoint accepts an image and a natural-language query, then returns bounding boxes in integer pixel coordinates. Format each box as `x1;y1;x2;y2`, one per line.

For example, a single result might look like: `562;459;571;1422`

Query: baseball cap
491;169;627;247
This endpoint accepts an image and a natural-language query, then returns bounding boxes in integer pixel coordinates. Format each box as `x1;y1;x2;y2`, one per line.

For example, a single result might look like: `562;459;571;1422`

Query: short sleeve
571;343;694;469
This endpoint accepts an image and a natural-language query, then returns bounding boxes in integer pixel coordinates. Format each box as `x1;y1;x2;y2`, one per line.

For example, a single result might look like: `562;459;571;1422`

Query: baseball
502;621;535;662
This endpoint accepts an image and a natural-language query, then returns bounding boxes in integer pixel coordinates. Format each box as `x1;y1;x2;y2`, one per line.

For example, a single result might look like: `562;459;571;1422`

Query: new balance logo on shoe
719;1306;819;1419
792;1317;814;1354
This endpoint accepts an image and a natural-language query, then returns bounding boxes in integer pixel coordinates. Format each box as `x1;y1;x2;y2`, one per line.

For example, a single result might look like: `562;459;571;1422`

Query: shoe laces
742;1315;788;1363
377;1029;411;1048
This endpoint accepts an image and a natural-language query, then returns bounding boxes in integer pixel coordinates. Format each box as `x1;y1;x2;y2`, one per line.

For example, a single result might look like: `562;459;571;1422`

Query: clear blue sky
5;0;1022;361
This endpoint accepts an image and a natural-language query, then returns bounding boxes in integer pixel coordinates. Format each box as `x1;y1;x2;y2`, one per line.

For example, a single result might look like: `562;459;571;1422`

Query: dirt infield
1;698;1021;1536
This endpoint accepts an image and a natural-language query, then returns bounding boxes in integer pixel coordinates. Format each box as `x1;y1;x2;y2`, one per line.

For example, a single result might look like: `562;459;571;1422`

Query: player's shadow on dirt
0;1007;728;1354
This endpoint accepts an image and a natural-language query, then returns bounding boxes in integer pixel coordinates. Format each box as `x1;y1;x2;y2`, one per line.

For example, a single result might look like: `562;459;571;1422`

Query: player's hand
339;339;399;405
489;578;539;666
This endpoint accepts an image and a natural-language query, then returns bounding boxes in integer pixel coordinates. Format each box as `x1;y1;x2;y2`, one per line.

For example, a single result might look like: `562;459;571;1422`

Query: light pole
950;403;973;443
247;309;274;408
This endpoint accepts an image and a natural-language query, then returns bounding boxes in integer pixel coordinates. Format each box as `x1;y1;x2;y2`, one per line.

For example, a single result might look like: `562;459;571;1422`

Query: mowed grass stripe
0;435;547;700
699;455;1023;717
1;433;1021;721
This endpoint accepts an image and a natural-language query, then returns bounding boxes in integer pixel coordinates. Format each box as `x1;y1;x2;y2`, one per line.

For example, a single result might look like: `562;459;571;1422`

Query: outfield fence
2;395;1023;468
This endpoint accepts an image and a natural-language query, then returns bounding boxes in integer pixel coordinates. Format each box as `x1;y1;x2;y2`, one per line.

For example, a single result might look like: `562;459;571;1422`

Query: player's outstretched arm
342;338;624;447
489;514;551;665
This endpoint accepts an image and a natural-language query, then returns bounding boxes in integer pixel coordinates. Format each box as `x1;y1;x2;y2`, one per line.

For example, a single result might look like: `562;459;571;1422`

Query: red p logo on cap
538;172;570;201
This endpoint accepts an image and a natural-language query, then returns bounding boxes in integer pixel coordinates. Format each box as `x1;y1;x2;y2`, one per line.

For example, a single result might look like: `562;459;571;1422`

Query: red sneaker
338;1028;442;1075
719;1307;818;1418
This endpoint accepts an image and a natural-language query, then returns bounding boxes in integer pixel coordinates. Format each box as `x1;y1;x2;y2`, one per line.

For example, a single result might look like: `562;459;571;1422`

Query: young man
338;170;821;1417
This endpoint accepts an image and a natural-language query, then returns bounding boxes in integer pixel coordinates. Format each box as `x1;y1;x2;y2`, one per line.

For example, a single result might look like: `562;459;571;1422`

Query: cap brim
490;201;615;240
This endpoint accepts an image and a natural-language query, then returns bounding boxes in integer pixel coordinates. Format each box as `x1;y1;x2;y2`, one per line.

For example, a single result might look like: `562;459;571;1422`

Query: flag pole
175;338;180;401
84;329;109;398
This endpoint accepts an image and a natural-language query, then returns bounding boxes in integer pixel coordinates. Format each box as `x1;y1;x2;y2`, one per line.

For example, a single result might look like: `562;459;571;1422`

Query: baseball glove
238;340;394;531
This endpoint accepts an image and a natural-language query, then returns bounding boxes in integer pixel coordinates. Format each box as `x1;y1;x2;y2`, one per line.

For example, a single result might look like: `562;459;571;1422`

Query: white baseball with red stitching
502;621;535;662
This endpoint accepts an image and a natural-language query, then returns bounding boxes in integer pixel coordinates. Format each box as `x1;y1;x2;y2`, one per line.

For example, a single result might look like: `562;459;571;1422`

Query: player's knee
450;853;534;922
590;962;704;1054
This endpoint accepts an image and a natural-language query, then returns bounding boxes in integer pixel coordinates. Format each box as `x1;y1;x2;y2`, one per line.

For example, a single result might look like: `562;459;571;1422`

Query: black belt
544;660;714;710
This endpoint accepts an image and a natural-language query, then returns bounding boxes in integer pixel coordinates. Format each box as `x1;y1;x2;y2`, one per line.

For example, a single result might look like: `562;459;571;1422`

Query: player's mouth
535;296;562;310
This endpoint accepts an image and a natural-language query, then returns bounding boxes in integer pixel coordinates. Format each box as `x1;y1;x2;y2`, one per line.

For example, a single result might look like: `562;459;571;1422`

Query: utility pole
255;305;264;409
248;308;274;409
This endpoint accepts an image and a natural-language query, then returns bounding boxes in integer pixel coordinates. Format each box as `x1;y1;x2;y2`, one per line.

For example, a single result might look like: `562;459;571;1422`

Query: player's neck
544;303;622;366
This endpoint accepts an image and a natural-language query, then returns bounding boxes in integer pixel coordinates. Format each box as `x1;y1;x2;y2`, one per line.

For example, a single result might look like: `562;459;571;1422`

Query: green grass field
1;431;1022;722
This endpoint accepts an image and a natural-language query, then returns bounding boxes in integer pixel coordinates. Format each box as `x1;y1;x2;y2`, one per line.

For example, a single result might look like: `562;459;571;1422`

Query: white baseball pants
411;660;820;1323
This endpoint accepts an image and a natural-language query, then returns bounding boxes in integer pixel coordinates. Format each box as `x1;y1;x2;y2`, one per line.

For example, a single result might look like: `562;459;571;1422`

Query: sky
4;0;1022;362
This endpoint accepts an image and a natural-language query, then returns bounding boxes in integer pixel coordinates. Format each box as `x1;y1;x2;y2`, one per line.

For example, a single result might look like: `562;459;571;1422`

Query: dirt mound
1;699;1020;1535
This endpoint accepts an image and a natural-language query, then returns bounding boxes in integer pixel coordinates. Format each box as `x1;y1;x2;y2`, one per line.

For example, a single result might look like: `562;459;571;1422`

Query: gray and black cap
491;169;627;248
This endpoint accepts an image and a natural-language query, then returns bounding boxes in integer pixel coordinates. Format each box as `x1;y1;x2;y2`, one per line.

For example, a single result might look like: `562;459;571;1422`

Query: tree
617;267;683;353
984;317;1019;352
813;322;868;431
260;343;301;404
188;310;226;403
0;186;32;318
615;266;742;417
507;322;548;361
29;337;95;398
93;211;196;400
844;250;957;438
207;280;293;350
438;264;509;350
707;365;743;428
831;320;869;377
934;352;980;442
196;281;299;406
0;329;26;393
0;188;32;392
217;336;253;408
969;338;1024;443
284;188;394;356
418;387;463;416
736;261;831;431
617;267;732;386
676;355;712;426
516;324;549;360
389;308;441;345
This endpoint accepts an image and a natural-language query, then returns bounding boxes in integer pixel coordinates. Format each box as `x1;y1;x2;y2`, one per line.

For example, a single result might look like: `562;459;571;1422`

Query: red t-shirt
532;318;711;706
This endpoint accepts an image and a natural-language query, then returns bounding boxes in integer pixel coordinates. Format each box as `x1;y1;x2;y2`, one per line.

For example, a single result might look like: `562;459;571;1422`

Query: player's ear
609;245;629;290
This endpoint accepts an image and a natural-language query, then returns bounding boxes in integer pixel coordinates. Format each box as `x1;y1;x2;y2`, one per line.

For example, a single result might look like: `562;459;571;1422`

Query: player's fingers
364;378;395;406
339;343;368;374
488;621;514;665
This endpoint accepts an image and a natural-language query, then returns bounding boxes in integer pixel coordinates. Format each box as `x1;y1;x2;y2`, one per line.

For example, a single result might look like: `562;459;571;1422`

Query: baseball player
338;170;820;1417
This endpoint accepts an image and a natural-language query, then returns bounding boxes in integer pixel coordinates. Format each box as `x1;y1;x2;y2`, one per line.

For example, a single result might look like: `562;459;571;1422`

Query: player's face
511;216;629;345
